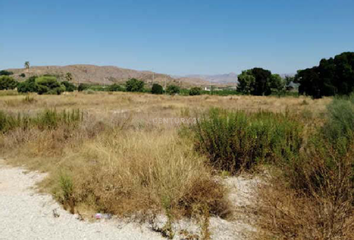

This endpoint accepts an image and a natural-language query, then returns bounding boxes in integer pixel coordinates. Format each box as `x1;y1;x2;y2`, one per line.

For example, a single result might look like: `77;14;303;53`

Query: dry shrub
49;130;229;219
257;142;354;240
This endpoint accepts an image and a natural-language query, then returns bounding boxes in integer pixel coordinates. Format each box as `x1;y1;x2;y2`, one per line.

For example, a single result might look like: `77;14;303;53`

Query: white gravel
0;160;164;240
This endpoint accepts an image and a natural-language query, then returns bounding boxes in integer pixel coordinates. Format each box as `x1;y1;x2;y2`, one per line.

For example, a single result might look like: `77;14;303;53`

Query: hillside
6;65;214;88
183;73;238;84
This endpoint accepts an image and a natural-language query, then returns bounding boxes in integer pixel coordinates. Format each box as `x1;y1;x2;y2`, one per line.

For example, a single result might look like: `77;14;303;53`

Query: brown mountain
7;64;213;87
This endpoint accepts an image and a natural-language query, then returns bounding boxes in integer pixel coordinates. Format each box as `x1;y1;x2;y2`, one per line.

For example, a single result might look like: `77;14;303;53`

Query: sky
1;0;354;75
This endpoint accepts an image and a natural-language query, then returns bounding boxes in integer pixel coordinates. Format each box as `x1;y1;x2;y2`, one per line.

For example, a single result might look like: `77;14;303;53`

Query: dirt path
0;159;164;240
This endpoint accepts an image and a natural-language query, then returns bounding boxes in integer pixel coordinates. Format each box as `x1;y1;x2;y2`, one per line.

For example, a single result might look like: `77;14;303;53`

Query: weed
59;172;75;214
190;108;303;173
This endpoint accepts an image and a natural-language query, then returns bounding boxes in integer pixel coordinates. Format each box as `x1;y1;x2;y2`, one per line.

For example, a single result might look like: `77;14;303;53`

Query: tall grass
0;109;82;133
190;108;303;173
257;96;354;240
50;130;229;218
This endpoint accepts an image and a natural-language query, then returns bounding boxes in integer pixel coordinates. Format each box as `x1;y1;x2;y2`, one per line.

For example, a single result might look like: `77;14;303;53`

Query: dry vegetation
2;91;352;239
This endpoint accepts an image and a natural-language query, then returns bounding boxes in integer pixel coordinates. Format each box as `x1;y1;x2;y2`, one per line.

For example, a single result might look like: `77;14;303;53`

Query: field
1;91;353;240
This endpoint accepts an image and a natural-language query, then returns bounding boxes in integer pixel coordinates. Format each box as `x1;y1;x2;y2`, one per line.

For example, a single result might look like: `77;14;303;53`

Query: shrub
56;131;229;218
322;95;354;148
257;96;354;240
190;108;303;173
0;70;13;76
17;77;37;93
166;85;180;95
0;76;18;90
17;76;65;95
61;81;77;92
189;87;201;96
125;78;144;92
19;73;26;78
151;83;163;94
108;83;123;92
35;76;64;95
78;83;90;92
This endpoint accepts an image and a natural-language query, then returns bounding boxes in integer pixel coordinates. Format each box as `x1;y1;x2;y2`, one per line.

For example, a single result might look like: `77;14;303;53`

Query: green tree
296;52;354;98
270;74;285;95
17;76;65;95
237;70;255;94
0;76;18;90
108;83;123;92
166;85;180;95
35;76;65;95
151;83;163;94
189;87;201;96
62;81;77;92
17;77;38;93
65;72;73;82
78;83;90;92
24;61;30;71
125;78;144;92
237;68;273;95
0;70;13;76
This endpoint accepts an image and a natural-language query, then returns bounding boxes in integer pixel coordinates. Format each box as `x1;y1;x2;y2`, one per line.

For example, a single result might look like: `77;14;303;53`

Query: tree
296;52;354;98
270;74;285;95
108;84;123;92
61;81;77;92
78;83;90;92
65;72;73;82
166;85;180;95
237;70;255;94
189;87;202;96
24;61;30;71
0;76;18;90
125;78;144;92
151;83;163;94
17;76;66;95
0;70;13;76
17;77;38;93
35;76;65;95
237;68;273;95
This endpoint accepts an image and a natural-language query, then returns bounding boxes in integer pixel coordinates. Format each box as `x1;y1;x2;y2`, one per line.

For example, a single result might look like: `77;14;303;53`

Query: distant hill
6;65;213;88
183;73;238;84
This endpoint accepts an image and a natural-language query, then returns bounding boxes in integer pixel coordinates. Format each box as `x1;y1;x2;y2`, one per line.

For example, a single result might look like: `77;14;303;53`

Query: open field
1;92;353;240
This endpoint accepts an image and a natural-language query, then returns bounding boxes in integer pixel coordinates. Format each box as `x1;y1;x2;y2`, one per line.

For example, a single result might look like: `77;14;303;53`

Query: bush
166;85;180;95
108;83;123;92
0;76;18;90
258;99;354;239
0;70;13;76
61;81;77;92
17;76;65;95
35;76;65;95
189;87;201;96
125;78;144;92
78;83;90;92
19;73;26;78
190;108;303;173
17;77;38;93
151;83;163;94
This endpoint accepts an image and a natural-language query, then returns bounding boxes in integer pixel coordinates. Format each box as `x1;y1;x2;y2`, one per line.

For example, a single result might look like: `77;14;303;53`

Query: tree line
1;51;353;98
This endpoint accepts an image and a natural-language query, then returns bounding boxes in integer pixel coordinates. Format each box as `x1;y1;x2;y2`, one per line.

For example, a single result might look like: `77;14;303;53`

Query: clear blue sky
1;0;354;75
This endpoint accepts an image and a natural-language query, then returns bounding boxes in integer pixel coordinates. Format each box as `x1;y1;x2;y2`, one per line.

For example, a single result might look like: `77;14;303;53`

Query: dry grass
0;91;338;238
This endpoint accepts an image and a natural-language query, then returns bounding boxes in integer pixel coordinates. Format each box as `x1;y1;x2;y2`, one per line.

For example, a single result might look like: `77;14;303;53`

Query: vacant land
2;92;353;240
